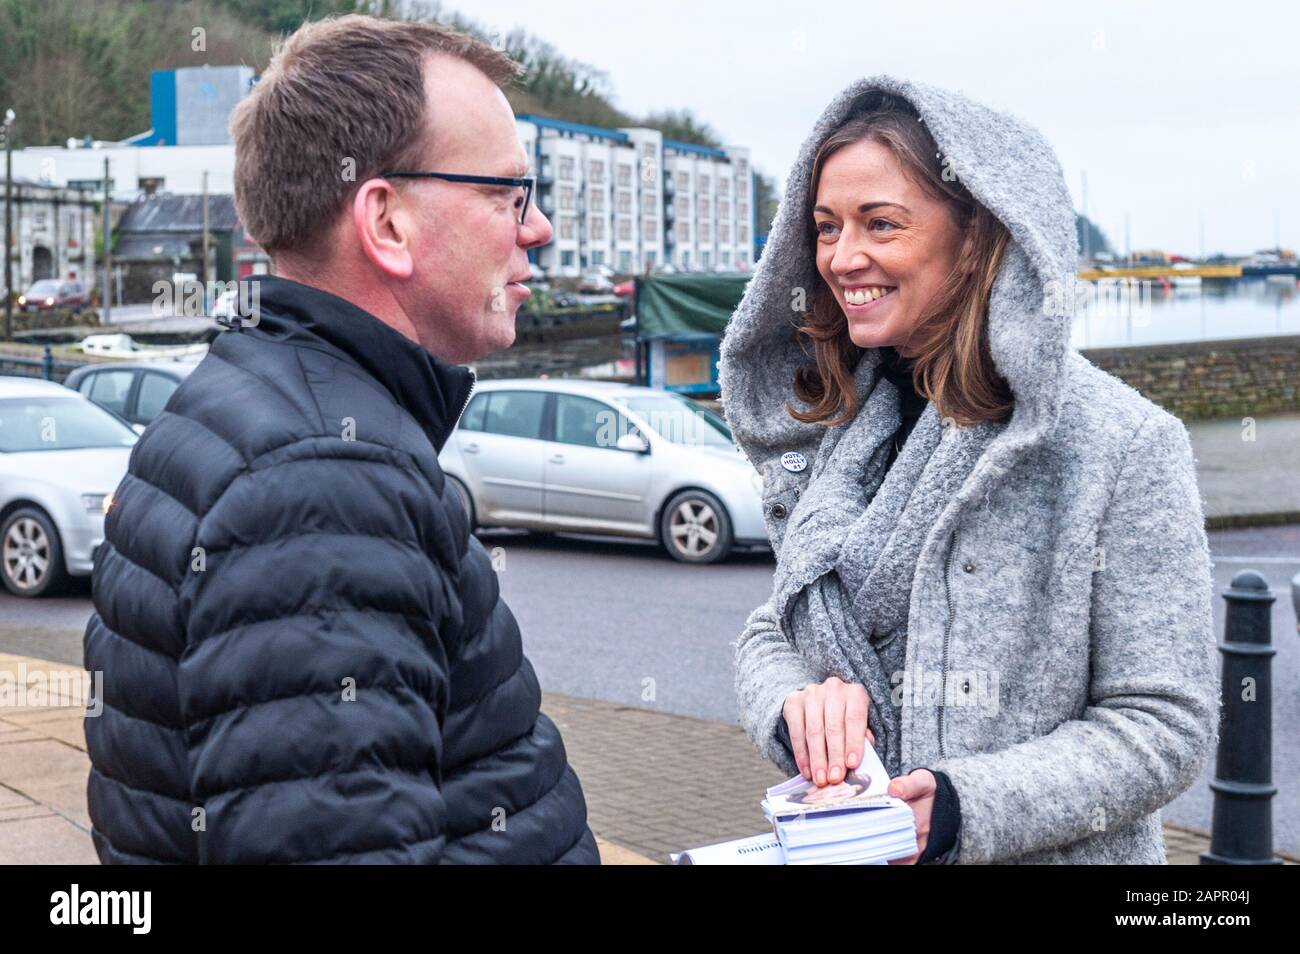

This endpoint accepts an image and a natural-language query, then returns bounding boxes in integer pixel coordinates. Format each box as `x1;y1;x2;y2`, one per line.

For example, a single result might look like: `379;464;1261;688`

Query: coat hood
718;75;1079;496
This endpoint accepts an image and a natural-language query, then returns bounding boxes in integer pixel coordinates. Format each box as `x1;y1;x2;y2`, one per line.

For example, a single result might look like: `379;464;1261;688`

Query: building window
718;200;729;219
560;217;576;240
617;191;632;214
720;178;730;196
700;223;711;242
589;160;605;183
561;250;575;266
592;249;605;264
676;222;689;243
618;218;632;241
643;219;657;241
676;171;689;190
559;156;575;180
676;196;689;217
697;197;710;220
699;177;710;195
617;164;632;186
590;190;605;213
738;225;749;243
560;187;575;211
619;249;632;271
590;218;605;241
719;224;730;243
721;250;731;265
702;250;711;269
738;200;749;219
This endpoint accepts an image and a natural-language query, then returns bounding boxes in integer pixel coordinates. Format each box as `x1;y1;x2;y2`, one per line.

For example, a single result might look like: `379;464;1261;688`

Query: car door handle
463;442;480;454
549;453;565;464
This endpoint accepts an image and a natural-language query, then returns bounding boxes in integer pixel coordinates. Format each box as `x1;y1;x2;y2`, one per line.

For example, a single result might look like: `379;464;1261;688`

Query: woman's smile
841;284;898;315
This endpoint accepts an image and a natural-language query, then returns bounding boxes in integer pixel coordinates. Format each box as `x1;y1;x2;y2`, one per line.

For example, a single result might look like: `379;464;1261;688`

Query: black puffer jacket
83;275;599;864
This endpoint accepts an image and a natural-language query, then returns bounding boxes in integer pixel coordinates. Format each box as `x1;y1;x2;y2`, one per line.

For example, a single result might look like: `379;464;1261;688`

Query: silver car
64;358;201;430
0;376;137;597
438;379;767;564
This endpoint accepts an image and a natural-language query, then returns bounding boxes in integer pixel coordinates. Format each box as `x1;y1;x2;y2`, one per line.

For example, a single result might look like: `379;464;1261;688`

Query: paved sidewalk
2;652;1295;866
1186;412;1300;527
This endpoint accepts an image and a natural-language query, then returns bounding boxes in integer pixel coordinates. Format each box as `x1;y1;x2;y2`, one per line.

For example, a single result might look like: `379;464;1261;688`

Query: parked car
613;280;635;297
0;376;138;596
64;358;201;430
578;270;614;293
438;379;766;563
17;279;90;313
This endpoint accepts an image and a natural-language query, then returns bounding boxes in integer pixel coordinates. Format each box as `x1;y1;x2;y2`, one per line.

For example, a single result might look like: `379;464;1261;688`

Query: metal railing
0;345;87;384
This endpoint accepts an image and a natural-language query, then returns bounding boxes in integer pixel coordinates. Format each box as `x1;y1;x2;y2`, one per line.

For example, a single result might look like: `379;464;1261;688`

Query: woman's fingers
844;685;870;770
802;688;829;786
786;679;876;787
822;678;847;784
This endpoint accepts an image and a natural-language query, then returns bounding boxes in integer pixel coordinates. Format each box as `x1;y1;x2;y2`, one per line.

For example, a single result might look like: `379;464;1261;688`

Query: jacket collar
230;275;476;449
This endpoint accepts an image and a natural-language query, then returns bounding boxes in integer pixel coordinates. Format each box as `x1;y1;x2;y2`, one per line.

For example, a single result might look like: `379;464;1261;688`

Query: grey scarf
767;348;1004;776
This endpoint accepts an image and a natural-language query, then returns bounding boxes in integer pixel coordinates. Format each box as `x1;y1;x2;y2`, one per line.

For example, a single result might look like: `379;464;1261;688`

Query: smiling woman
794;98;1013;428
722;77;1218;866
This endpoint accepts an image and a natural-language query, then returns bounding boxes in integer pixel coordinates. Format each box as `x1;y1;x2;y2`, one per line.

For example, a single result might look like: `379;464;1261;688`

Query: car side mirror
616;432;649;454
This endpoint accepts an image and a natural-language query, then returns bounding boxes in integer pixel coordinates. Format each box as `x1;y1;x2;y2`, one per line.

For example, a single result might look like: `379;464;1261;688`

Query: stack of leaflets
760;740;917;865
671;739;917;865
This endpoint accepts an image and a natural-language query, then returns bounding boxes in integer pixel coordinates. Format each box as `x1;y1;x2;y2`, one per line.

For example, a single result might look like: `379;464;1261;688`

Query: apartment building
517;114;756;277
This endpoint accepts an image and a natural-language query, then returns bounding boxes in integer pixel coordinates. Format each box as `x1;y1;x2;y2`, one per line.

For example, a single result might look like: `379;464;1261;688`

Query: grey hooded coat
722;76;1221;864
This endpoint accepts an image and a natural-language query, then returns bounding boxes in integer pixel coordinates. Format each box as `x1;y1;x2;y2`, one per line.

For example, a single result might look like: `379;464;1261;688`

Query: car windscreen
611;394;734;447
0;397;139;452
26;280;60;295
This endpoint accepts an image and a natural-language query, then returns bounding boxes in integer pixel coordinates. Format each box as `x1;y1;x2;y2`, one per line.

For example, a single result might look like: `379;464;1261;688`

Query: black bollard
1201;569;1282;864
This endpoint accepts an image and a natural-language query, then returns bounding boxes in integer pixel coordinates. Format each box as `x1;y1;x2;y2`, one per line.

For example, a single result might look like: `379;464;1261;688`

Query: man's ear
351;178;416;279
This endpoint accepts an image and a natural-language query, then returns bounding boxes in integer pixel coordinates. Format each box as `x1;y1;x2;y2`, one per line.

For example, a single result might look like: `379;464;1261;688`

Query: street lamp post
3;108;15;342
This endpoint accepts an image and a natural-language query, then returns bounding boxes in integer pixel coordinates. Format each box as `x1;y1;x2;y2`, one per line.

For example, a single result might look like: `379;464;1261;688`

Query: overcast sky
453;0;1298;257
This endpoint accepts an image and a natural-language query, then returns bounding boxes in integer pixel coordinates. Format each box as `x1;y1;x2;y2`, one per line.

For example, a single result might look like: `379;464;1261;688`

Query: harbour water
1071;277;1300;350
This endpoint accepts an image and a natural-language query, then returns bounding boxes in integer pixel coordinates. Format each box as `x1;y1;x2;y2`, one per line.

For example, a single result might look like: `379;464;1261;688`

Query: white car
0;377;137;596
438;379;767;563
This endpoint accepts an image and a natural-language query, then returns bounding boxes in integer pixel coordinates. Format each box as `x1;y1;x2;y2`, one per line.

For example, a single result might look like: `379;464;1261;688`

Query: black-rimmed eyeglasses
381;171;536;224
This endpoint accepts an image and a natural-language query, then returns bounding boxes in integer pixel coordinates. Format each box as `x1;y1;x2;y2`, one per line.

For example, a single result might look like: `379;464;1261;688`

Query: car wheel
446;475;477;531
659;489;733;564
1;507;69;597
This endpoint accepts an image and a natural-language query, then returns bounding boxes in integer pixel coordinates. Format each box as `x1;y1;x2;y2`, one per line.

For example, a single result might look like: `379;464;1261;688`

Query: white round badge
781;451;807;473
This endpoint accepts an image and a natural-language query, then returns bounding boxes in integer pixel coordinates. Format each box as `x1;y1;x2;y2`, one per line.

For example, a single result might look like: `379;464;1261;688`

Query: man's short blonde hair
230;14;522;257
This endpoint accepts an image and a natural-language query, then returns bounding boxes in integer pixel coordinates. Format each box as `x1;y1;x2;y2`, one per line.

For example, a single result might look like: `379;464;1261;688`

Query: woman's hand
886;769;937;864
782;676;875;786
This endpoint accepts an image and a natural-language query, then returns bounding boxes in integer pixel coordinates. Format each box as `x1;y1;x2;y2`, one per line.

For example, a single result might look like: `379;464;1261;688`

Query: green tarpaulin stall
633;272;751;395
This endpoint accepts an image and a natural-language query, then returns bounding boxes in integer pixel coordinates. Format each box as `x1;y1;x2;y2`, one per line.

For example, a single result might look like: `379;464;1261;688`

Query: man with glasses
82;15;599;865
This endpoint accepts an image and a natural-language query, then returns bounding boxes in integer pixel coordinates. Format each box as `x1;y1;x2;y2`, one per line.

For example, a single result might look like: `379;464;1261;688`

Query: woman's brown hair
790;93;1014;428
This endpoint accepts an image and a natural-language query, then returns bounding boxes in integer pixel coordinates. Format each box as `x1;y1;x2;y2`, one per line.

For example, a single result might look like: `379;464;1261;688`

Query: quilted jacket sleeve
930;411;1221;864
176;440;454;864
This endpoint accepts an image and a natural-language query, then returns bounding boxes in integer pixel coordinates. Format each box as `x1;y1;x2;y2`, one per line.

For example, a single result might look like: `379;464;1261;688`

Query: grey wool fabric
720;75;1221;864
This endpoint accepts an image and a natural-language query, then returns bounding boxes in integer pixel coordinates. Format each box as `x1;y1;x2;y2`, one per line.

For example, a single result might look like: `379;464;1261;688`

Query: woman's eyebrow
813;201;911;215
